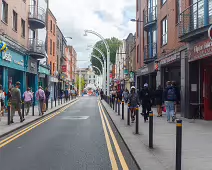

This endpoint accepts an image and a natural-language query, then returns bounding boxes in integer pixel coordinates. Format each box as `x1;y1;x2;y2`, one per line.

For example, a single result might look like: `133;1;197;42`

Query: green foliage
91;37;122;75
75;75;85;91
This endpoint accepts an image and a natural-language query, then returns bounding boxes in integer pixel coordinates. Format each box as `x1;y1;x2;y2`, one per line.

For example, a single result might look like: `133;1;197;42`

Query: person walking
122;88;129;103
155;85;163;117
100;89;104;100
0;85;5;119
23;87;33;116
139;83;152;122
10;82;25;123
171;81;180;118
36;86;46;116
128;86;140;123
163;81;177;122
44;88;50;110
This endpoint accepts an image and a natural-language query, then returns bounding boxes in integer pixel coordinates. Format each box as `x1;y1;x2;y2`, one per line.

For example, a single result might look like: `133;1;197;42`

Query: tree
75;75;85;91
91;37;122;75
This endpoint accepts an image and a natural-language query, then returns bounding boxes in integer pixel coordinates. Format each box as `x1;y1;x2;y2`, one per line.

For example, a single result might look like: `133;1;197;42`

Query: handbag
162;105;166;112
42;103;46;112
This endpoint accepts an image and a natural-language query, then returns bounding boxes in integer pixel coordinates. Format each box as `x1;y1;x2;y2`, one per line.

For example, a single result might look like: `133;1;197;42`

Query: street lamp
87;45;107;94
84;30;110;96
92;66;102;75
130;19;144;22
65;37;73;39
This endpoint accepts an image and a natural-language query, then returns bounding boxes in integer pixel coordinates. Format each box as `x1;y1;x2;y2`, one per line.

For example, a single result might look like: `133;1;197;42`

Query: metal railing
28;38;45;55
144;42;157;61
144;6;157;26
28;5;46;23
178;0;212;37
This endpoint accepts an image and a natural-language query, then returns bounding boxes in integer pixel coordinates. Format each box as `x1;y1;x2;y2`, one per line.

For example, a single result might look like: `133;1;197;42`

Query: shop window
1;1;8;23
13;10;18;32
161;16;168;46
21;19;25;38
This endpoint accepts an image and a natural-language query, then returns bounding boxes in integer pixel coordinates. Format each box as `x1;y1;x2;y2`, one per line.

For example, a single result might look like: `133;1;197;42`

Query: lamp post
92;66;102;75
84;30;110;96
87;45;107;95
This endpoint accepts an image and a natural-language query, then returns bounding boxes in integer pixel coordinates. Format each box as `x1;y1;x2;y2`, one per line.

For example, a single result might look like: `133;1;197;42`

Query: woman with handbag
23;87;33;116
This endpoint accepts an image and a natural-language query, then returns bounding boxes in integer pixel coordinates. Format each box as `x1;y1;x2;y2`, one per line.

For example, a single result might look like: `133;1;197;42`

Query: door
203;68;212;120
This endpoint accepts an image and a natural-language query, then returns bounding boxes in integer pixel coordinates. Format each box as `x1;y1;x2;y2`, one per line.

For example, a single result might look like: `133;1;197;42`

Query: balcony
178;0;212;42
143;6;157;31
144;42;157;64
28;5;46;29
28;38;46;59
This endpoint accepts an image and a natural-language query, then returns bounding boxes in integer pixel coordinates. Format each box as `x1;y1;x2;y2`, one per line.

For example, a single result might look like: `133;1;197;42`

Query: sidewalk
0;98;77;137
101;100;212;170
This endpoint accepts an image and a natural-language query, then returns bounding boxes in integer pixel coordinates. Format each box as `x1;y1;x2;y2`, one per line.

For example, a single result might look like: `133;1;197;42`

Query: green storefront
38;65;50;89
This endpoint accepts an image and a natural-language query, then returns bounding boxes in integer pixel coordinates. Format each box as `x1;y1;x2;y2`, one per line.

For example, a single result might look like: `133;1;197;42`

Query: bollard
135;107;139;134
64;97;65;103
61;97;62;104
176;119;182;170
51;99;53;109
115;98;117;113
127;104;130;126
22;101;24;119
121;101;124;120
7;103;11;125
32;101;34;116
55;98;56;107
113;97;115;110
118;99;120;115
58;98;60;105
149;111;153;148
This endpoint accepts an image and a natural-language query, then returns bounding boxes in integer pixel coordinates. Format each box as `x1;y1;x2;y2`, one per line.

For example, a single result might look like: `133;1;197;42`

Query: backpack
130;93;138;105
167;87;177;101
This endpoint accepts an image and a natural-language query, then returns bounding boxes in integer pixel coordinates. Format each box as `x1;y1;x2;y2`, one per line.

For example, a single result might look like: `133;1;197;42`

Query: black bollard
176;119;182;170
115;98;117;113
51;99;53;109
113;97;115;110
55;98;56;107
149;111;153;148
32;101;34;116
61;97;62;104
7;103;10;125
22;101;24;119
58;98;60;105
135;107;139;134
64;97;65;103
127;104;130;126
118;99;120;115
121;101;124;120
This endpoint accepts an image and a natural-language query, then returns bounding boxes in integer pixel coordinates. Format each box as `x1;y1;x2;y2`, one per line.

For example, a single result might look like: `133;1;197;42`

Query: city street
0;97;139;170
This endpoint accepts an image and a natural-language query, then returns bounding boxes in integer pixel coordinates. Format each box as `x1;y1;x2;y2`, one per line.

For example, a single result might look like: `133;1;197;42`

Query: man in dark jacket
139;83;151;122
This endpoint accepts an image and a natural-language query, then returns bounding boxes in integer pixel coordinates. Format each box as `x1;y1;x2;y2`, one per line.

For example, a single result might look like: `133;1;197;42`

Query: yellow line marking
99;101;129;170
97;102;118;170
0;100;79;148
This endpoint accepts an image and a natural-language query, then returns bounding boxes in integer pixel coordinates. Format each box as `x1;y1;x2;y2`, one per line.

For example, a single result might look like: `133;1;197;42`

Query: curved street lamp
84;30;110;95
87;45;106;95
92;65;103;89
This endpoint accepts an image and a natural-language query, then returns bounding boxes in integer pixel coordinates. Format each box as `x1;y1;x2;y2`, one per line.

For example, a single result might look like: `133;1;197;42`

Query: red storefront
189;37;212;120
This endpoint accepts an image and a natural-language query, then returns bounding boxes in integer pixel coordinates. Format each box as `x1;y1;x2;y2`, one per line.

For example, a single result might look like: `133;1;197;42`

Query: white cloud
49;0;136;68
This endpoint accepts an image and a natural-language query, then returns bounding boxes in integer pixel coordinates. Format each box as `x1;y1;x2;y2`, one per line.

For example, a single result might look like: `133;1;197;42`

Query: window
94;80;95;83
94;75;95;78
50;20;52;32
57;37;59;49
89;75;91;78
50;62;52;74
21;19;25;38
89;80;91;83
53;63;55;74
1;1;8;23
50;39;52;55
161;17;168;46
13;10;18;31
176;0;181;23
162;0;167;5
53;42;55;56
53;24;55;35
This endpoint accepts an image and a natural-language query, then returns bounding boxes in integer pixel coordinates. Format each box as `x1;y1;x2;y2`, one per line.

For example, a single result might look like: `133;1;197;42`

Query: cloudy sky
48;0;136;68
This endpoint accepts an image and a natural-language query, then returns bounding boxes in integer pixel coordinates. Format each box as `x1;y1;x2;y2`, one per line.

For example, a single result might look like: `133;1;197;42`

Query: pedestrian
128;86;140;123
65;88;69;101
122;88;129;103
10;82;25;123
139;83;152;122
36;86;46;116
100;89;104;100
23;87;33;116
171;81;180;117
44;87;50;110
163;81;177;122
0;85;5;119
155;85;163;117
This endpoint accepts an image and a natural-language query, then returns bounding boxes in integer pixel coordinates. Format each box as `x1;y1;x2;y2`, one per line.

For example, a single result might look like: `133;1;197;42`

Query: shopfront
26;56;38;93
136;62;157;90
49;76;58;100
38;65;50;89
0;49;27;95
188;37;212;120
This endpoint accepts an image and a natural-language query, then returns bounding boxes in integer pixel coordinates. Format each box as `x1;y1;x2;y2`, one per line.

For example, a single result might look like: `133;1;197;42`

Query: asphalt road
0;97;139;170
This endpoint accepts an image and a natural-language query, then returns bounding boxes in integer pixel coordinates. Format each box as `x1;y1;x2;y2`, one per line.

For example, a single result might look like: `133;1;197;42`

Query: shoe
11;120;14;123
20;118;25;122
146;117;148;121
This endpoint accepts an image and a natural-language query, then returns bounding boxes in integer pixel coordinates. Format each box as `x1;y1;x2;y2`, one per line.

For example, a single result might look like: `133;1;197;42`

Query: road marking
97;102;118;170
0;100;79;148
99;101;129;170
61;116;89;120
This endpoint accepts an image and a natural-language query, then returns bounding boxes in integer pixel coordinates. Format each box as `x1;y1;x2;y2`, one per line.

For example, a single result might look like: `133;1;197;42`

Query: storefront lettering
14;60;24;66
31;62;36;69
2;52;12;62
160;53;180;65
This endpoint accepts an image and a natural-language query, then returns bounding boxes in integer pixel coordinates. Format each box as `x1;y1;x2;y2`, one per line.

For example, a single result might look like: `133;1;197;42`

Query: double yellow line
98;101;129;170
0;100;79;149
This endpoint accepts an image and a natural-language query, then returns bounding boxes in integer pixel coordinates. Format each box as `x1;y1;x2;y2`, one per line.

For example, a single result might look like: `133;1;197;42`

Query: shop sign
189;38;212;62
61;65;67;72
140;66;148;74
2;52;12;62
14;59;24;66
39;66;50;75
160;53;180;65
124;69;129;75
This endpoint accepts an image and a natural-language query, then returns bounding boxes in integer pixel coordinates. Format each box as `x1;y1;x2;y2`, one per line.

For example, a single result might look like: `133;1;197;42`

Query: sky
48;0;136;68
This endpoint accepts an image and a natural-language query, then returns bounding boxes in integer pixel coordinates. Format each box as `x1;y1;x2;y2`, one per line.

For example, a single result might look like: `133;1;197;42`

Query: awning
49;76;58;83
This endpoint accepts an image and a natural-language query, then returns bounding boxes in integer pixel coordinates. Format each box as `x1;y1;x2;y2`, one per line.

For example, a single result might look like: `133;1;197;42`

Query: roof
48;9;57;22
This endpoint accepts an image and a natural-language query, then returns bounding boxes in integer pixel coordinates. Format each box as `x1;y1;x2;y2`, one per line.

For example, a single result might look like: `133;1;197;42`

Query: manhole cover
61;116;89;120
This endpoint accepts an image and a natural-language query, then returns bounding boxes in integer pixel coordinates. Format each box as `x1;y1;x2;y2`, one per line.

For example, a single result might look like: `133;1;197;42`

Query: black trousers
142;102;151;120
